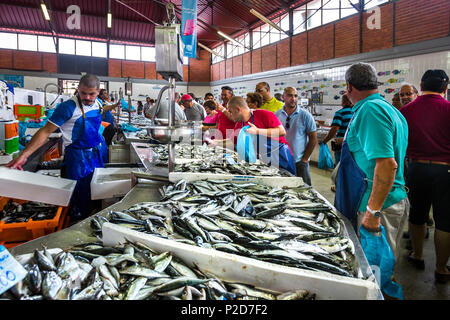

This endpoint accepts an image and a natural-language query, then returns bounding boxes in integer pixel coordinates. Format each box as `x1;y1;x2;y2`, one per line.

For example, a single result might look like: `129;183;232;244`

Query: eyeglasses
286;116;291;129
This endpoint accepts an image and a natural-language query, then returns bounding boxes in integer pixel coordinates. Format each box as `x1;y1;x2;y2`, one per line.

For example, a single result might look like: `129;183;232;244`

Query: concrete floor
309;165;449;300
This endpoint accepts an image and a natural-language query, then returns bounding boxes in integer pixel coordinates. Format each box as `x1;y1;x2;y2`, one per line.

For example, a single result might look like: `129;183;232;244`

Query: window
18;34;37;51
212;44;225;64
235;33;250;55
92;42;107;58
125;45;140;61
364;0;389;10
0;32;17;50
59;38;75;55
38;36;56;53
279;14;289;40
76;40;91;56
307;0;322;30
226;42;236;59
323;0;341;24
141;46;155;61
252;26;261;49
341;0;359;18
109;44;125;59
293;6;307;34
260;24;270;47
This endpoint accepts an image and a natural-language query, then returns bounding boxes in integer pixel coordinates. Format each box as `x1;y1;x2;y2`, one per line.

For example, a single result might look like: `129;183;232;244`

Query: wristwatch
367;206;382;218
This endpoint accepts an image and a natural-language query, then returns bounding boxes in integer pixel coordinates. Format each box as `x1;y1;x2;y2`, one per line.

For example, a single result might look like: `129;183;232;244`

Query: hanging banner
181;0;197;59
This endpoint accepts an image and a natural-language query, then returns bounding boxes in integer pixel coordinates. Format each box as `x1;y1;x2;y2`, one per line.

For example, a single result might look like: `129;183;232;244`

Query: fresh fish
41;271;63;300
125;277;148;300
33;249;57;272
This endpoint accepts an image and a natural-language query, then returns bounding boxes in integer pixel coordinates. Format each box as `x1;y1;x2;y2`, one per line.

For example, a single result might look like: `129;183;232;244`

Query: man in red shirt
400;69;450;284
215;86;236;140
227;96;296;175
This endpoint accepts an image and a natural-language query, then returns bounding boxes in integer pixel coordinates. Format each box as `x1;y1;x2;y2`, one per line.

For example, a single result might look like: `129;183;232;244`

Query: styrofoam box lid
0;167;76;206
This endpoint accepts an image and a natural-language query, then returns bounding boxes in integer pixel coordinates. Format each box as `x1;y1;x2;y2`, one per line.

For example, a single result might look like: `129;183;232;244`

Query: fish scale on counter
0;243;315;301
91;179;359;279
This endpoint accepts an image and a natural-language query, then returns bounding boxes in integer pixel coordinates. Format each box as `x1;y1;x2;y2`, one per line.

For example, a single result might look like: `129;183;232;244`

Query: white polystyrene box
102;223;380;300
0;167;76;206
90;167;135;200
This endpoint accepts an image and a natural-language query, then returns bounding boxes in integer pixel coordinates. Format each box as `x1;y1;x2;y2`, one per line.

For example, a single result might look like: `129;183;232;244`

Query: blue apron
334;139;367;230
61;95;107;220
247;113;297;176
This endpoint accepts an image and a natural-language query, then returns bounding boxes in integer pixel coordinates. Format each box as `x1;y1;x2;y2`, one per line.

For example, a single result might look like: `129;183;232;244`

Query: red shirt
217;110;236;140
233;109;289;146
400;94;450;162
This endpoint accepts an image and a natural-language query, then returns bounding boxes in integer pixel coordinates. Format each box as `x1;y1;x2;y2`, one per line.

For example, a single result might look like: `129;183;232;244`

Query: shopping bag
318;142;334;169
236;125;257;163
359;225;404;299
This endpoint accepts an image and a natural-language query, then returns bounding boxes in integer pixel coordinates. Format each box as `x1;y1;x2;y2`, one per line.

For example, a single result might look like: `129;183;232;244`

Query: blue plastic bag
318;142;334;169
359;225;404;299
120;123;142;133
236;125;257;163
120;98;135;111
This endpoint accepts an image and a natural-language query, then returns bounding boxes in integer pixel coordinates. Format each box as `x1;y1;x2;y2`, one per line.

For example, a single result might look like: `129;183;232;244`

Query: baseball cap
181;94;193;101
421;69;449;93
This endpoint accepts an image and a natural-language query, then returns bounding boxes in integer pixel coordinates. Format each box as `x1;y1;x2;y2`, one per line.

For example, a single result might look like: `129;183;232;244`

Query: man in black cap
400;69;450;284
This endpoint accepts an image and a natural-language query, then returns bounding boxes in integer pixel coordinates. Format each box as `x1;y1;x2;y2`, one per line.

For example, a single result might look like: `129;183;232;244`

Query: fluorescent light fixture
217;30;244;47
41;3;50;21
250;8;288;35
107;12;112;28
198;42;224;59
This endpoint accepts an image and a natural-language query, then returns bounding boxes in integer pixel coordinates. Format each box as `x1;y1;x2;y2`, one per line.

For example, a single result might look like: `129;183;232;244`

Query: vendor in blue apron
227;96;296;175
334;62;409;263
6;74;114;222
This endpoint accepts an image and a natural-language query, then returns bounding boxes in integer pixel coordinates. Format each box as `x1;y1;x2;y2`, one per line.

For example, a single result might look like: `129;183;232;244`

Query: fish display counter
8;176;382;300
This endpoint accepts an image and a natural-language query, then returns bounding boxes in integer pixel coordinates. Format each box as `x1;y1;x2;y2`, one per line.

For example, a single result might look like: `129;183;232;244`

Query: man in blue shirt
275;87;317;185
337;62;409;262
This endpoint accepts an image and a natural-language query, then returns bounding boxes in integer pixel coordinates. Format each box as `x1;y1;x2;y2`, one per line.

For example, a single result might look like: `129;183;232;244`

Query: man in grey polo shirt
181;94;206;121
275;87;317;185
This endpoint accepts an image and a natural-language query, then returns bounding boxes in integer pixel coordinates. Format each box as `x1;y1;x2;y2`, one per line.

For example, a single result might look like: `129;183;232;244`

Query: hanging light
107;12;112;28
198;43;224;59
249;8;288;35
41;3;51;21
217;30;244;47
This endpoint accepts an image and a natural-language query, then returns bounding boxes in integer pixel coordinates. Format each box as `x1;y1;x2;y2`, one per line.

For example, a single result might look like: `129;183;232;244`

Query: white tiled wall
211;50;450;123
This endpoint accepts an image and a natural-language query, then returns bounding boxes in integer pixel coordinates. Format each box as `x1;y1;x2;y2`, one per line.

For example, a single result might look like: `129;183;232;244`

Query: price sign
0;245;27;295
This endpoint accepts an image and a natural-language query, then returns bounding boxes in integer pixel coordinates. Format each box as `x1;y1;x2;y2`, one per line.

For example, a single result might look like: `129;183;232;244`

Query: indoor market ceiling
0;0;307;48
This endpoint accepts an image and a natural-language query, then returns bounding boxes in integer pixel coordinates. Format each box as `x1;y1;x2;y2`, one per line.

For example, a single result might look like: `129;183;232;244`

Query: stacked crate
0;120;19;157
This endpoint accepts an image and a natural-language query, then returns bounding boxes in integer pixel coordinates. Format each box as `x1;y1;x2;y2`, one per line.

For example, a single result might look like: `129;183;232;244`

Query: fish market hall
0;0;448;302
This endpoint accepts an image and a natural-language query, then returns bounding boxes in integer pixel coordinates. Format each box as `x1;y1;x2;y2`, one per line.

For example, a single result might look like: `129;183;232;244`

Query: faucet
44;83;62;108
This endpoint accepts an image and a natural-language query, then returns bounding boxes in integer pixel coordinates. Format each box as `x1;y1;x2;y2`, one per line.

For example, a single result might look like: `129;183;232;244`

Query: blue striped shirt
331;106;353;138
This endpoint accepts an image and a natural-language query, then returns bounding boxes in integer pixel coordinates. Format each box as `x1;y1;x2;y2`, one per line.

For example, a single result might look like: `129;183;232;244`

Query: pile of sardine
150;143;290;177
0;243;315;300
0;200;58;223
136;131;151;140
92;180;358;278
